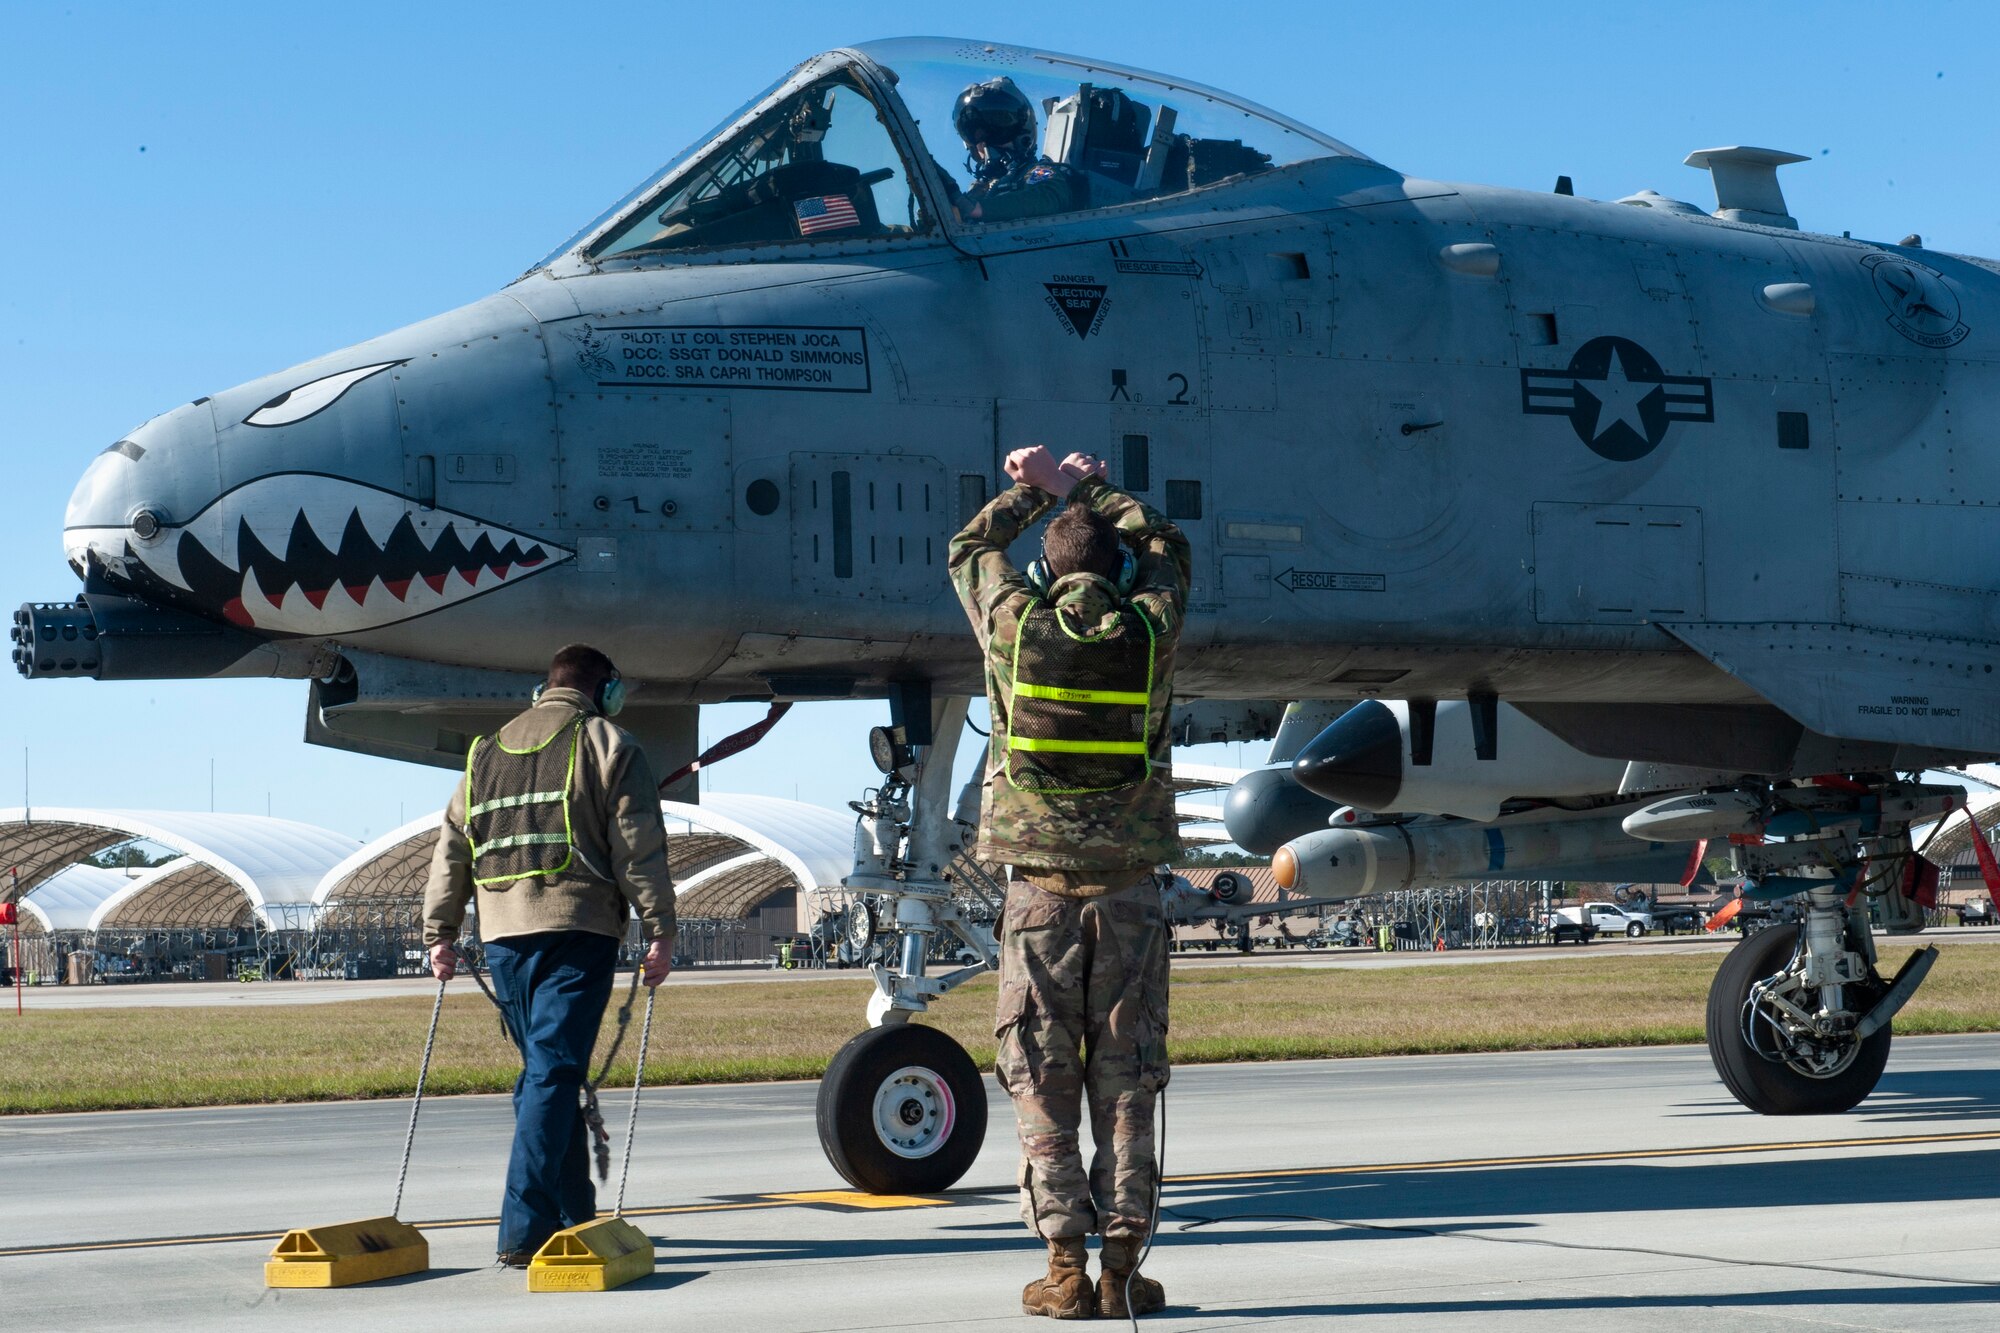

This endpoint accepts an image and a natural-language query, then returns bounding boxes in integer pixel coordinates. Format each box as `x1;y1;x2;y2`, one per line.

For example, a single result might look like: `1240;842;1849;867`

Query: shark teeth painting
67;474;572;636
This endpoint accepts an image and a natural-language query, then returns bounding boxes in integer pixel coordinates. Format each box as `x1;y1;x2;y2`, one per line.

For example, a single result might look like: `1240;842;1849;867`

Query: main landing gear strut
814;693;999;1194
1629;780;1958;1116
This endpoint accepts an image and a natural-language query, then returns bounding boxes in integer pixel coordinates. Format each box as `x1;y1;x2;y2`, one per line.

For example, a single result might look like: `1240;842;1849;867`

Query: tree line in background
82;843;179;871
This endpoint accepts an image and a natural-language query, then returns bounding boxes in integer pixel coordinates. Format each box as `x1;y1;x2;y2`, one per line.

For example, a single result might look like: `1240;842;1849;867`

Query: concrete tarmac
5;1036;2000;1330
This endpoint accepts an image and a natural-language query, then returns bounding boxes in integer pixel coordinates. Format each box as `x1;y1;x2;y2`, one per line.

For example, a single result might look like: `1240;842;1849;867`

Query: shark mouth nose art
71;474;572;635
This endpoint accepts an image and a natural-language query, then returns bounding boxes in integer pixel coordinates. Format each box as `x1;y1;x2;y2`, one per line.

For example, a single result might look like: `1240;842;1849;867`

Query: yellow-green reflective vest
464;716;585;887
1004;600;1157;796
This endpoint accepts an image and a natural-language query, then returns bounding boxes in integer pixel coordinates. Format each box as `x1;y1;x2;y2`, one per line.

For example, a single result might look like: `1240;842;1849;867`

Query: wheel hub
1744;968;1864;1079
872;1064;956;1159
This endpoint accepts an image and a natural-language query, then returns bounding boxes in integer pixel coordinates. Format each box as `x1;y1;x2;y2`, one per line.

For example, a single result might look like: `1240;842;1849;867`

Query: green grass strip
5;943;1999;1114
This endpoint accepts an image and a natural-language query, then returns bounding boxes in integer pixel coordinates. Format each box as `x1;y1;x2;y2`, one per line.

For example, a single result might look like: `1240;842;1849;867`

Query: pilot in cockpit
947;78;1082;223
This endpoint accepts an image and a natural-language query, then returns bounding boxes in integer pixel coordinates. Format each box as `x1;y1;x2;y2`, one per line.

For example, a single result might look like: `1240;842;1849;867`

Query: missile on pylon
1270;803;1697;899
1619;790;1767;842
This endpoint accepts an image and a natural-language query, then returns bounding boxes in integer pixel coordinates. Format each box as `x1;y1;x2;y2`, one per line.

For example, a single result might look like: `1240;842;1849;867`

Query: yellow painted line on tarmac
7;1128;1999;1260
764;1190;949;1209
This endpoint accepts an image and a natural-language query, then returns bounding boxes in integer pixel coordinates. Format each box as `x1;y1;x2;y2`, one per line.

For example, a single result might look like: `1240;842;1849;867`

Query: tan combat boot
1021;1236;1093;1319
1097;1236;1166;1319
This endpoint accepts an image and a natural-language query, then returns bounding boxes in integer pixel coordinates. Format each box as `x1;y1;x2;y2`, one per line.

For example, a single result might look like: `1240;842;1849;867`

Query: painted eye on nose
244;361;403;428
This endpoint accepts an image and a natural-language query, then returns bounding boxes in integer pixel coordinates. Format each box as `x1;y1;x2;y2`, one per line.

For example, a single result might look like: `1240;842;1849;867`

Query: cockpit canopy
540;37;1366;268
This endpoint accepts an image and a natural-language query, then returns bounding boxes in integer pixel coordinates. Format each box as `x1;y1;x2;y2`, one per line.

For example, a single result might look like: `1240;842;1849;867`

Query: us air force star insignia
1519;335;1715;462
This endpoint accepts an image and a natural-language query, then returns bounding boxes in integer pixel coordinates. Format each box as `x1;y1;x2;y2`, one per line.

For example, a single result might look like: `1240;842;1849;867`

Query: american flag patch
794;194;860;235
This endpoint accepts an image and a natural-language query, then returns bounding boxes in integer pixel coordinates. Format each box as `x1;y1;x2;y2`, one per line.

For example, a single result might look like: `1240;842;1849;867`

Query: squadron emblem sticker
1520;336;1714;462
565;323;617;380
1044;276;1111;339
1863;253;1969;349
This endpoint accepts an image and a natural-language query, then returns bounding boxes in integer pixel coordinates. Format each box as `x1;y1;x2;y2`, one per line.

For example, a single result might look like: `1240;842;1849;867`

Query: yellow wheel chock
266;975;448;1289
530;982;661;1292
526;1216;655;1292
264;1218;429;1288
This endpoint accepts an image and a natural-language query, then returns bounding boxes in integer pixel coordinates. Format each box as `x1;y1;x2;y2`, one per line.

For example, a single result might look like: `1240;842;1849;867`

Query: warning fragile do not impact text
593;325;871;393
1855;694;1962;719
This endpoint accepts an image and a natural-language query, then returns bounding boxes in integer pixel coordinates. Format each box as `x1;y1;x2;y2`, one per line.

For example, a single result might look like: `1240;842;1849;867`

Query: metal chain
392;974;449;1219
582;964;643;1182
469;943;639;1185
614;984;656;1218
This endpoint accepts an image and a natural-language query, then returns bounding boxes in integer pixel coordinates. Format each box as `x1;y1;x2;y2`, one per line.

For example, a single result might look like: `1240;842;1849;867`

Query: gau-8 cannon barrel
12;595;272;681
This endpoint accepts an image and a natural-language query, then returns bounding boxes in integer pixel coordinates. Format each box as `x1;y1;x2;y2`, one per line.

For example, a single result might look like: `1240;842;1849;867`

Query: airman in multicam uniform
948;444;1191;1320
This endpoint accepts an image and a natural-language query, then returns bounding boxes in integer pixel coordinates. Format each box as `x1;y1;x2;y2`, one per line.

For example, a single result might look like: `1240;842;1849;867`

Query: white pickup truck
1545;901;1656;941
1574;901;1657;938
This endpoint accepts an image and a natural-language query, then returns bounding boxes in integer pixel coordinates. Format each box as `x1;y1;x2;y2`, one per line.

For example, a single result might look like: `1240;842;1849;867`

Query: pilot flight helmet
954;77;1036;161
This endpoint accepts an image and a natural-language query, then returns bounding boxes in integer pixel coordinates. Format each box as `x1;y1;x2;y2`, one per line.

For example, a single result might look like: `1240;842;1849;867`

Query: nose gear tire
817;1023;987;1194
1705;922;1892;1115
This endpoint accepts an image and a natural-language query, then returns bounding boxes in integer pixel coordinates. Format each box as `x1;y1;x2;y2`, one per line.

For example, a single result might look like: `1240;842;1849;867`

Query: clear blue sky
3;2;1996;841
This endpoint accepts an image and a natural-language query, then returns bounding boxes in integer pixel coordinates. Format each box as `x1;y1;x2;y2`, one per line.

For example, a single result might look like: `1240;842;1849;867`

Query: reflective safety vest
464;715;585;887
1004;600;1158;795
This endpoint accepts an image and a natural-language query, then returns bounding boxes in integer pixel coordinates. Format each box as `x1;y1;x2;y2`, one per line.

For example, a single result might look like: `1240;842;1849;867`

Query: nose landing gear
812;693;1001;1194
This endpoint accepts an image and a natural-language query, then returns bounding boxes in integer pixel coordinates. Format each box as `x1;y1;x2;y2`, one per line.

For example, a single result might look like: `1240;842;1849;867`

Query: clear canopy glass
561;38;1366;266
860;36;1361;217
597;71;931;259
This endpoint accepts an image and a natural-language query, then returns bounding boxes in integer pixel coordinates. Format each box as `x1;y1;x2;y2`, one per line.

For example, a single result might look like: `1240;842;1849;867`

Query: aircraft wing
1661;622;2000;755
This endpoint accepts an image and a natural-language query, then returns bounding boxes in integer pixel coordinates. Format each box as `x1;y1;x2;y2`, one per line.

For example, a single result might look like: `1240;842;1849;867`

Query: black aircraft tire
816;1023;987;1194
1705;923;1891;1115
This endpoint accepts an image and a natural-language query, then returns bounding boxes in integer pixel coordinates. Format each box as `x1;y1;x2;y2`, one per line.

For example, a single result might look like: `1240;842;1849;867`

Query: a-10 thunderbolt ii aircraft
16;35;2000;1191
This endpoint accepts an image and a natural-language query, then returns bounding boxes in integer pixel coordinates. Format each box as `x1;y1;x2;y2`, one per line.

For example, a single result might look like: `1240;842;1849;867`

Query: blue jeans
484;931;619;1255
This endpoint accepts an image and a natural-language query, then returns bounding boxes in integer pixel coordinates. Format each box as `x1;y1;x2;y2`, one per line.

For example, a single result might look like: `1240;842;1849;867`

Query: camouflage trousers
993;873;1170;1241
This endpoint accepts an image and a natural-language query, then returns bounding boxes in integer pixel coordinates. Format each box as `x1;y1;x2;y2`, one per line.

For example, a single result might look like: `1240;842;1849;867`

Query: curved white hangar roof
16;862;183;933
1918;794;2000;865
312;794;857;923
311;813;450;922
0;809;361;929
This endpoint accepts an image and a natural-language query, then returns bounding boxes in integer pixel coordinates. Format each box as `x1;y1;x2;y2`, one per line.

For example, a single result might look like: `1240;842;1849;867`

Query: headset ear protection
530;675;626;717
1026;549;1137;600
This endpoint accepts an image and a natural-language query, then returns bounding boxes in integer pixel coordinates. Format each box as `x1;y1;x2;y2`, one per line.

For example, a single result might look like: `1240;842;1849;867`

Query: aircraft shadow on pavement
1164;1147;2000;1225
1849;1066;2000;1122
1673;1064;2000;1122
1185;1285;2000;1325
657;1147;2000;1270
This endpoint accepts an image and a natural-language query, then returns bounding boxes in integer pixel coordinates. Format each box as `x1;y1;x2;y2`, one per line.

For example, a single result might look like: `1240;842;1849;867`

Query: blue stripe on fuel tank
1486;828;1506;872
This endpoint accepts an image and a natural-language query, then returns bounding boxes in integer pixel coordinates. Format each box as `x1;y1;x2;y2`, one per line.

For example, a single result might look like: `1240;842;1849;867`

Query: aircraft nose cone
1292;699;1403;811
63;402;216;577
